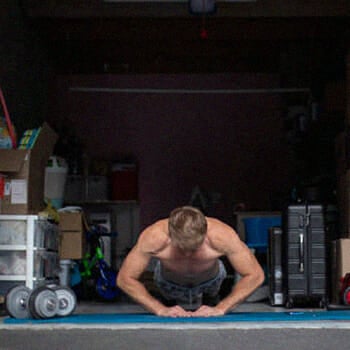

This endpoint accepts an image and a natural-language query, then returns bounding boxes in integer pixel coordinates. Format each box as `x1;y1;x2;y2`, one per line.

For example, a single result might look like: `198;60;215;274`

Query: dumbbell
4;285;32;319
5;284;77;319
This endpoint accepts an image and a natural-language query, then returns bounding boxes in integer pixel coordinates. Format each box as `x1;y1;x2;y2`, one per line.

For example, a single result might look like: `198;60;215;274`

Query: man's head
168;206;207;252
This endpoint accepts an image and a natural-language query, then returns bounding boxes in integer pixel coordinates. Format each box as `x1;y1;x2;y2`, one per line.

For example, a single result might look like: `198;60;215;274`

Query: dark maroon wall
1;1;53;137
48;74;296;229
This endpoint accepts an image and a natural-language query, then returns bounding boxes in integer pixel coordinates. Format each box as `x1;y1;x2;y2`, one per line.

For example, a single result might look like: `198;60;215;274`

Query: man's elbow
255;266;265;288
116;272;127;291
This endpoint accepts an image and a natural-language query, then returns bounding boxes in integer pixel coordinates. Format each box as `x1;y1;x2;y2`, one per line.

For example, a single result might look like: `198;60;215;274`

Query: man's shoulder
138;219;170;253
207;217;233;232
206;217;240;251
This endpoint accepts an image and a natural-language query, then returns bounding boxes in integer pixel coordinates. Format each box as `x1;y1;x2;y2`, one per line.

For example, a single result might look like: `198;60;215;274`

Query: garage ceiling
22;0;350;82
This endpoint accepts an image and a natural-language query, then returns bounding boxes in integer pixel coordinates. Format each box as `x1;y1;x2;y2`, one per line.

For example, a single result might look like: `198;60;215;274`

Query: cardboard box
59;212;84;232
0;122;58;214
59;211;86;259
331;239;350;304
59;231;85;260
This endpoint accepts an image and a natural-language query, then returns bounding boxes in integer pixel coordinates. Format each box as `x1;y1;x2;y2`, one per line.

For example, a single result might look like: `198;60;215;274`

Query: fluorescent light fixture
102;0;257;15
189;0;216;14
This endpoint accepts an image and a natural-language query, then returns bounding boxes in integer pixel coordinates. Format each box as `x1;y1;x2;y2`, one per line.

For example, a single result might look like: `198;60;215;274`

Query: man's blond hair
168;206;207;252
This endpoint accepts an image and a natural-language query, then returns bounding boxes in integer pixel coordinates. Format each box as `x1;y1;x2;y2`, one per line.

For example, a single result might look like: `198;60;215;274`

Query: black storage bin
283;203;328;308
268;226;284;306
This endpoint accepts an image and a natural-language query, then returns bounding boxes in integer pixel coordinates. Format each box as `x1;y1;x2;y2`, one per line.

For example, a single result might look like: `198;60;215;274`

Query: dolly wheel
285;298;294;309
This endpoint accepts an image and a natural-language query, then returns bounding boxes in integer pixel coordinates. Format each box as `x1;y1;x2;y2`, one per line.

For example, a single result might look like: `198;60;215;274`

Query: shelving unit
0;215;59;295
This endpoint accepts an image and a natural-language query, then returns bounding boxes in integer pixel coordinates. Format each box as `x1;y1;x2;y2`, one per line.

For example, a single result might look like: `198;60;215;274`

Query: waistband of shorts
154;259;226;290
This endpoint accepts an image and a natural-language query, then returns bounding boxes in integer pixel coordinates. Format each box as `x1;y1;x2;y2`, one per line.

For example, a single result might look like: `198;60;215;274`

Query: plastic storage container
86;176;108;201
64;175;84;202
44;156;68;209
0;250;59;277
244;216;281;251
0;215;59;294
58;259;72;286
0;217;59;250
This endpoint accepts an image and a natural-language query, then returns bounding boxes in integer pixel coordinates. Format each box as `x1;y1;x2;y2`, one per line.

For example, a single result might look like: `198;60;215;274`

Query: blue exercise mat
4;311;350;324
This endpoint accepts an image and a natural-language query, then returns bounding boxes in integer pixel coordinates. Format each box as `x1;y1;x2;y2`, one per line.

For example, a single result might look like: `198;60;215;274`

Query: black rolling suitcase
268;226;284;306
283;203;328;308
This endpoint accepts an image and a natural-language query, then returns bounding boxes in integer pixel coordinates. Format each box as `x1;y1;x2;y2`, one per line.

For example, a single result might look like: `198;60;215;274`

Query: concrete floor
2;299;350;350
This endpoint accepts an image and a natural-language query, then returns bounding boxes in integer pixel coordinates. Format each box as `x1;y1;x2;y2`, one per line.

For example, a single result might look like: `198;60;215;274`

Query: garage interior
1;0;350;346
3;0;348;223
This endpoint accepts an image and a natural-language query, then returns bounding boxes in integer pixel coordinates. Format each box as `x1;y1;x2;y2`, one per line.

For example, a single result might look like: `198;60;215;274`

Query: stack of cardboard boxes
58;211;86;260
0;123;57;214
0;122;86;261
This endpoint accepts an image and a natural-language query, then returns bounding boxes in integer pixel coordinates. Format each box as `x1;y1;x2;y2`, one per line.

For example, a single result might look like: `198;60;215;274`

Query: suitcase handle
298;213;310;228
299;233;304;273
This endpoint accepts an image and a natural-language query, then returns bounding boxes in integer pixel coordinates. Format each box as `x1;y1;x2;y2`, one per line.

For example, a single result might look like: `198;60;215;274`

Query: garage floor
2;299;350;350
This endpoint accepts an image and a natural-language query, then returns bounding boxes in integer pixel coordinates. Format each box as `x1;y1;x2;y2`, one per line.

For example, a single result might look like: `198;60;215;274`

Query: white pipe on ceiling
69;87;310;94
103;0;257;2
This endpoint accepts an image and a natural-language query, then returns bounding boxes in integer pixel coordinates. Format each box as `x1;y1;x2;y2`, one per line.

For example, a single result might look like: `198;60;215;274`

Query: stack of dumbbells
5;284;77;319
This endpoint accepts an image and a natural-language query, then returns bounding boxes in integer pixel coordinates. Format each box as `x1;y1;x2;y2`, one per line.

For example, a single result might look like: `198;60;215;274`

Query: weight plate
5;285;32;319
29;286;58;319
52;286;77;317
28;286;49;319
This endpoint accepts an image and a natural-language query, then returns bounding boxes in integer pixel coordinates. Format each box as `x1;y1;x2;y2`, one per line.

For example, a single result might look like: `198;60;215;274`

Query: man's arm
193;219;265;316
116;223;191;317
215;238;265;314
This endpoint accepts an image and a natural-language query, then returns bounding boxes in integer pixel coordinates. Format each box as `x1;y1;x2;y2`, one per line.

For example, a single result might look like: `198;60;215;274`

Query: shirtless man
117;206;264;317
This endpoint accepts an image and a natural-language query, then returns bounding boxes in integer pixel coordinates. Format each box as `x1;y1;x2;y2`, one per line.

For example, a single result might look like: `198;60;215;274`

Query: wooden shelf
64;200;138;206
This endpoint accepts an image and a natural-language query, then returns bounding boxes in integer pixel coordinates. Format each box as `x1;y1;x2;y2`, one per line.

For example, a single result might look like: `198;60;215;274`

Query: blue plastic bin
243;216;281;252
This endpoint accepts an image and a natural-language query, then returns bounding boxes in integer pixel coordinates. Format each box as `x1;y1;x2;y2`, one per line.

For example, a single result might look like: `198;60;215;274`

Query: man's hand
190;305;225;317
157;305;192;317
